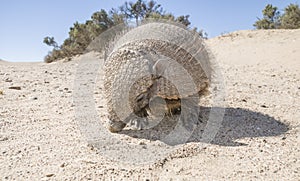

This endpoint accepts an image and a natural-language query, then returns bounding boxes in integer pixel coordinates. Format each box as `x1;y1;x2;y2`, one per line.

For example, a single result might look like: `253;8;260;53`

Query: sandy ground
0;29;299;180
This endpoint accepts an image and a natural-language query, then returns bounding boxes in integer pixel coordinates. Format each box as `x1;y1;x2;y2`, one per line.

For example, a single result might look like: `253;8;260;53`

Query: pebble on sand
8;86;21;90
46;174;55;177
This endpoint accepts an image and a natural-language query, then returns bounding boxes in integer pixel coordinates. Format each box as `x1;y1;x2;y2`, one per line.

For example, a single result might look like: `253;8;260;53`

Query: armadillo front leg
108;120;127;133
108;90;150;132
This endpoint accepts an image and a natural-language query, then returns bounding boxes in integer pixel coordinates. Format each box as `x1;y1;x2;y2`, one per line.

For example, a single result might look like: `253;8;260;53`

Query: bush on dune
43;0;206;63
254;3;300;30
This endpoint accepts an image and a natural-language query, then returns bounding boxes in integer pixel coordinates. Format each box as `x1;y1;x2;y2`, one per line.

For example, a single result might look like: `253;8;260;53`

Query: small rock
0;90;3;95
4;78;12;82
263;139;267;143
60;163;66;168
8;86;21;90
46;174;54;177
261;105;268;108
0;136;9;141
138;141;146;145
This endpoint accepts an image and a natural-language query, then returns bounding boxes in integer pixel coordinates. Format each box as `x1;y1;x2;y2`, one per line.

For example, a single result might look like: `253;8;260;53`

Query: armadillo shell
104;22;213;122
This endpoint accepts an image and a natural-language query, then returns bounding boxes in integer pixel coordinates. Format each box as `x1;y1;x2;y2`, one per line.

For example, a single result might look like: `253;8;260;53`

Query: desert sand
0;29;299;180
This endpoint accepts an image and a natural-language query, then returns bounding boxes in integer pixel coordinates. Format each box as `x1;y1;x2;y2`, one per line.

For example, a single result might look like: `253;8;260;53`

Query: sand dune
208;29;300;69
0;29;299;180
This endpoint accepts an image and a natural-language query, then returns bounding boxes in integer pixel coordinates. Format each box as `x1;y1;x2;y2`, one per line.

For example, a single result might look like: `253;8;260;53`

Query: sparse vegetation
280;3;300;29
43;0;206;63
254;3;300;30
254;4;281;29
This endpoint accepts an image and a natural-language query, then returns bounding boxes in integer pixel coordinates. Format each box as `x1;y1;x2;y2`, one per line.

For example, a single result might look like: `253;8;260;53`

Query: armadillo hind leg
130;108;150;130
108;109;149;132
178;96;200;132
128;116;149;130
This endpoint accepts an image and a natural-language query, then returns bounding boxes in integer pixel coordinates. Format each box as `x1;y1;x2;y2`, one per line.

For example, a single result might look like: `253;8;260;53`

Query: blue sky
0;0;298;62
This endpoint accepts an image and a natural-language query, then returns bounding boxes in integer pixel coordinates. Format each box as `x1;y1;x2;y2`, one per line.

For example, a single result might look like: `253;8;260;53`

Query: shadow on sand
119;106;289;146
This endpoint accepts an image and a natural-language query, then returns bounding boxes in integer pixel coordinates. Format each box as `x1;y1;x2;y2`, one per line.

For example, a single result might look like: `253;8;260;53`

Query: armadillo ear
153;58;169;76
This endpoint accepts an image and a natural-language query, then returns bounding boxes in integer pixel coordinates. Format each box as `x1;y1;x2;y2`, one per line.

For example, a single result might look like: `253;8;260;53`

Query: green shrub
43;0;205;63
254;3;300;30
280;3;300;29
254;4;280;29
